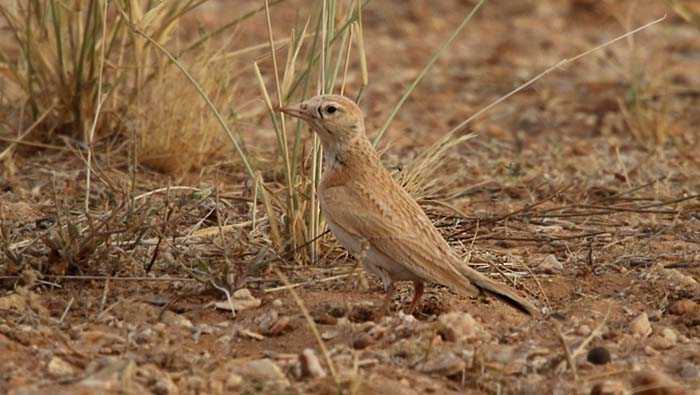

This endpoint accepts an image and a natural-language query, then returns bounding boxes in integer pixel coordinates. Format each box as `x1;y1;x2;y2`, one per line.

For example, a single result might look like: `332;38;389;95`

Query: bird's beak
277;103;309;120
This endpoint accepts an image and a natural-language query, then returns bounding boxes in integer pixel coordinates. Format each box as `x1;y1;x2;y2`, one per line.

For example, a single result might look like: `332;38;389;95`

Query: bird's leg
408;280;424;314
356;239;372;292
379;282;396;317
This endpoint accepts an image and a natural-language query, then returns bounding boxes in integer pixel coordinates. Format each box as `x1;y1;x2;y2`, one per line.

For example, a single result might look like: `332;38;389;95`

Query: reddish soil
1;1;699;394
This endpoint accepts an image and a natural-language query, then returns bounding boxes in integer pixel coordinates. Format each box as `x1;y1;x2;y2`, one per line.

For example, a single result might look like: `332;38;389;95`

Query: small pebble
241;359;290;389
629;313;652;337
257;310;279;332
417;352;465;376
539;254;564;273
668;299;697;315
312;312;338;326
650;335;674;351
678;362;700;380
215;289;262;312
586;346;611;365
326;303;347;318
368;324;387;340
349;304;375;323
437;312;487;342
299;348;326;378
47;356;76;378
643;345;658;356
647;309;663;322
397;311;417;324
577;324;591;336
352;333;373;350
661;327;677;344
336;317;351;328
161;310;194;329
355;321;376;332
485;345;516;365
225;373;243;390
321;330;338;341
233;288;253;299
663;268;698;287
262;316;290;336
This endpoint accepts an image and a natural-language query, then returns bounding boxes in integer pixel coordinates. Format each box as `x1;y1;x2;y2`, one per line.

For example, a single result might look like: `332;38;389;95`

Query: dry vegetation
0;0;699;394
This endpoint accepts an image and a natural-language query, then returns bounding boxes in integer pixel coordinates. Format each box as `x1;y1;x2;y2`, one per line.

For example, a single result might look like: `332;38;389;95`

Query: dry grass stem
446;14;667;139
0;103;56;161
84;0;109;212
263;268;361;293
554;322;579;381
571;304;613;359
273;267;340;387
372;0;486;145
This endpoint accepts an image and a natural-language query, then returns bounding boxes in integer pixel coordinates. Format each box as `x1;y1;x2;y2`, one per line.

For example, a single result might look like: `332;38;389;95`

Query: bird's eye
325;105;337;114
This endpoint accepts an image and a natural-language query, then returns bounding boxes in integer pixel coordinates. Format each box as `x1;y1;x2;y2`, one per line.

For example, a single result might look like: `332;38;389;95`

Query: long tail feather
455;263;539;316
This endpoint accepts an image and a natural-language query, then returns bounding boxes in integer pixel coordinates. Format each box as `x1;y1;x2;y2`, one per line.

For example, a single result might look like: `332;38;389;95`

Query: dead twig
58;297;74;324
448;184;572;239
210;278;236;319
0;104;56;162
554;322;578;381
264;269;361;293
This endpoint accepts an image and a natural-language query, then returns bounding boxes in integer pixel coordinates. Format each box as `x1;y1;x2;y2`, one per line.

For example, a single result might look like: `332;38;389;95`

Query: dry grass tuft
619;87;682;149
609;8;687;149
399;133;476;201
128;54;235;174
0;0;175;136
0;0;272;175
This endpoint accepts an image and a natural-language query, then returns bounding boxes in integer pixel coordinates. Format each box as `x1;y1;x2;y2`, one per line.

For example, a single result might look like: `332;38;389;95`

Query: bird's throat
322;146;345;170
319;137;387;190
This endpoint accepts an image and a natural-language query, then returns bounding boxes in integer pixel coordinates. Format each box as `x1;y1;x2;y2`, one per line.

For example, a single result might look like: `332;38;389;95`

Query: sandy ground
1;1;699;394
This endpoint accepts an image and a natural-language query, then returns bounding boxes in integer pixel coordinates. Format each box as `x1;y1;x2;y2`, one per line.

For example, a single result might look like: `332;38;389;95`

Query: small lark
280;94;537;315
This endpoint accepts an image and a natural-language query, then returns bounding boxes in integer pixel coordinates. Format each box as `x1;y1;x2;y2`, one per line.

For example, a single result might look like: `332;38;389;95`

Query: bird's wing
320;181;480;297
321;180;538;315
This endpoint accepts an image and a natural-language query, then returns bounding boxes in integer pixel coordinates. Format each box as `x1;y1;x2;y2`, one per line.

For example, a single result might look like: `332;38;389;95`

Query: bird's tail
455;263;539;316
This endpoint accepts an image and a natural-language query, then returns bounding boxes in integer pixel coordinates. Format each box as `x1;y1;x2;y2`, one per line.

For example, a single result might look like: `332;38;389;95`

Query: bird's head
278;94;366;151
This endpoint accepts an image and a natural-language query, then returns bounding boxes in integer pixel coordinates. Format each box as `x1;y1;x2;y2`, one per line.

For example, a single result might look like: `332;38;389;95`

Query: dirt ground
1;0;699;394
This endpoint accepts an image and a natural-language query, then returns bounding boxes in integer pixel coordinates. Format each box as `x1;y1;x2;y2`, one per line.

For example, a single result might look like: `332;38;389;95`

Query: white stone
438;312;488;341
47;356;76;378
300;348;326;378
629;313;652;337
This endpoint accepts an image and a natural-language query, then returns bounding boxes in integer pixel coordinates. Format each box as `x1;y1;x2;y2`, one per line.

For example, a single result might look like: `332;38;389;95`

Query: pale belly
326;220;421;287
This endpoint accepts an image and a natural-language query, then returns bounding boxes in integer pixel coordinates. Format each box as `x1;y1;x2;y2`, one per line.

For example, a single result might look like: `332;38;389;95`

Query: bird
279;94;538;316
